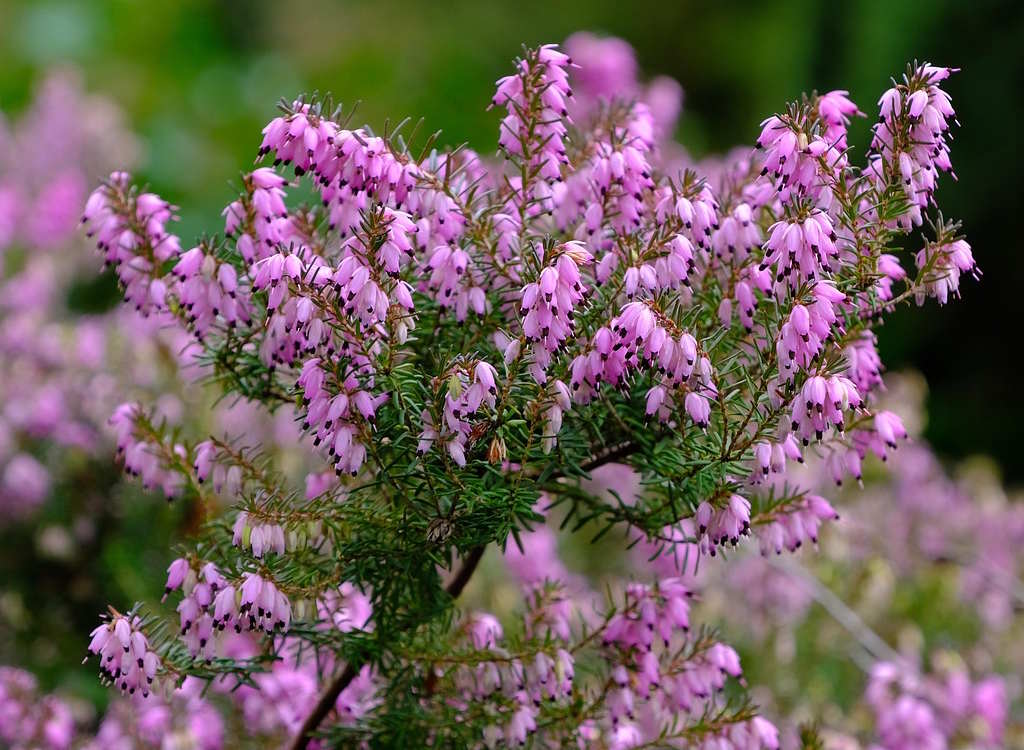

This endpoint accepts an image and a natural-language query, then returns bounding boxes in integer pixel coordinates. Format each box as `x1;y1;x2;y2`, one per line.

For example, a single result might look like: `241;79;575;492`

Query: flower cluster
232;510;287;557
871;64;959;229
761;212;839;290
755;493;839;554
518;242;592;383
695;493;752;553
494;44;573;182
87;611;161;696
108;402;188;499
161;557;293;659
915;236;979;305
83;176;182;316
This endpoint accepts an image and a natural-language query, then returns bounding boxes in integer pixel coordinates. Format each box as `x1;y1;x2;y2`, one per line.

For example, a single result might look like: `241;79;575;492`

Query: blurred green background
1;0;1021;478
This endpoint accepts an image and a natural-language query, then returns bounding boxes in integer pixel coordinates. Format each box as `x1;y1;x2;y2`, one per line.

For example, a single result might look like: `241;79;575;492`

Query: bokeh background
2;0;1020;479
1;0;1021;727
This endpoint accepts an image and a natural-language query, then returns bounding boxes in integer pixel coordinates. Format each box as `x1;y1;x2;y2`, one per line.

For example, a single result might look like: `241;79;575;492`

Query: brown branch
578;441;640;473
287;544;486;750
443;544;485;599
286;663;358;750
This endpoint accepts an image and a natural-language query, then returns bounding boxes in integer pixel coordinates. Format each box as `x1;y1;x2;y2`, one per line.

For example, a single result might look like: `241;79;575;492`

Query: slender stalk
442;544;486;599
767;555;901;667
287;545;486;750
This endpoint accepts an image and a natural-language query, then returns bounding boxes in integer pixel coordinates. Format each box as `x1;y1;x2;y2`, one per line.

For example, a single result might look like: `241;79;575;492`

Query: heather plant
64;35;987;749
